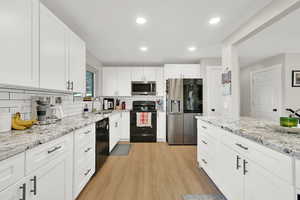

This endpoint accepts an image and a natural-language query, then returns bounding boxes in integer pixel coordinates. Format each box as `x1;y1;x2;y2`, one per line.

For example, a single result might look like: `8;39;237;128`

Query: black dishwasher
95;118;109;172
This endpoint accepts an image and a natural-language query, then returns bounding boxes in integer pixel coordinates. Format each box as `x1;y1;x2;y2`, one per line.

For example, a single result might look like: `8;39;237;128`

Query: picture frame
292;70;300;87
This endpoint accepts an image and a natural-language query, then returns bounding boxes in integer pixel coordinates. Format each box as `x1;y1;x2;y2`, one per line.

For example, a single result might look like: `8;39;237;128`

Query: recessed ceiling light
188;46;197;52
136;17;147;25
209;17;221;25
140;46;148;52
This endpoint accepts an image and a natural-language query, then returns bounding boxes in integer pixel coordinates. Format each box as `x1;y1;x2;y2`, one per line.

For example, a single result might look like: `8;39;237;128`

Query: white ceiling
41;0;272;65
238;8;300;67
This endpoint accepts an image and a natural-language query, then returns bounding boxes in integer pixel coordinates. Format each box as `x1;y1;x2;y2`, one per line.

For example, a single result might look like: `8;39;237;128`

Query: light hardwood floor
77;142;219;200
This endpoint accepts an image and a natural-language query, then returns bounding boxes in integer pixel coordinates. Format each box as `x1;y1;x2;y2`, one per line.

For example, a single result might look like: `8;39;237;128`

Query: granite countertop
0;111;123;162
196;116;300;159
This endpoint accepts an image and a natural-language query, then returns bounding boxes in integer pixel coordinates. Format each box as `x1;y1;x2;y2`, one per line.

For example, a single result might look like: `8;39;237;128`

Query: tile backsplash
0;87;95;120
0;86;165;120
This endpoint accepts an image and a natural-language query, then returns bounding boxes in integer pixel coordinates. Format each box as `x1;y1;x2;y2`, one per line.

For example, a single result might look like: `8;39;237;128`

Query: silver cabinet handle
201;126;207;129
19;183;26;200
71;81;74;91
48;146;62;154
201;159;207;164
201;140;207;145
235;143;248;150
84;147;92;153
84;169;91;176
236;155;241;170
84;130;91;135
243;160;248;175
30;176;37;196
67;81;70;90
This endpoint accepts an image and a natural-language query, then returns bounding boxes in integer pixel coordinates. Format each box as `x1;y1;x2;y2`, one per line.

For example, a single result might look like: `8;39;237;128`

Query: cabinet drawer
75;124;95;146
74;157;95;198
199;152;213;177
197;120;222;140
75;137;95;166
198;133;216;156
0;153;25;192
25;133;73;174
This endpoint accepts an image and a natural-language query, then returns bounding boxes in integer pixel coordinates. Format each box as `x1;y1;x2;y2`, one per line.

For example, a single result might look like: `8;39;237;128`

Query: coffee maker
103;98;114;110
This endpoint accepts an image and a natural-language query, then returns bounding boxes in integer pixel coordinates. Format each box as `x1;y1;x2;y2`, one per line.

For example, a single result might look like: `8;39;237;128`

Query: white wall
86;50;103;96
240;53;300;117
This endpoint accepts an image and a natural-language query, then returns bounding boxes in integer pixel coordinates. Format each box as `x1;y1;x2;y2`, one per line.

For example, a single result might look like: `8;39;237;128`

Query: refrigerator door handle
178;101;181;113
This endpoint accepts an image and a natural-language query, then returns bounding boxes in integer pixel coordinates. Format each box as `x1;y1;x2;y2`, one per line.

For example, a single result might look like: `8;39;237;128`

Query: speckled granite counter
0;111;126;162
196;116;300;159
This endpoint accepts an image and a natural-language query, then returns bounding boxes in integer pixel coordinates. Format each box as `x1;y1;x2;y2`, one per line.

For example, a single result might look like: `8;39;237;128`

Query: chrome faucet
286;108;300;118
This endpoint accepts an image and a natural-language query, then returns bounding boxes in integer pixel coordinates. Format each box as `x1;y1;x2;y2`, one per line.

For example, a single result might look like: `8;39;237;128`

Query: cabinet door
244;160;294;200
34;152;73;200
117;67;132;96
164;65;182;79
182;64;201;78
109;119;117;152
69;31;86;93
143;67;156;81
131;67;144;81
120;112;130;141
103;68;118;96
0;0;39;88
217;144;243;200
155;68;165;96
206;66;223;116
157;112;166;142
40;3;68;91
0;178;29;200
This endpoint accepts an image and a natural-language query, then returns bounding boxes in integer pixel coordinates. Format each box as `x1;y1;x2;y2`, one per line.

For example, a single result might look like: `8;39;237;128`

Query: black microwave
131;81;156;96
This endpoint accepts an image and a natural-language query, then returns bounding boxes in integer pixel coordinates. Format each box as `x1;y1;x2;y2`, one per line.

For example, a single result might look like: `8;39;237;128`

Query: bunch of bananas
12;113;37;130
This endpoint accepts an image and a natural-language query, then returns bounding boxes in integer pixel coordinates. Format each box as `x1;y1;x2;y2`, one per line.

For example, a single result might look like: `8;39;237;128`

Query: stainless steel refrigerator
166;79;203;145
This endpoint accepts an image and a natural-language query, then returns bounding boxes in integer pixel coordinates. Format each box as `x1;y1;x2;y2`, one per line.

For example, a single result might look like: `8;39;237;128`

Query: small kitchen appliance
103;98;114;110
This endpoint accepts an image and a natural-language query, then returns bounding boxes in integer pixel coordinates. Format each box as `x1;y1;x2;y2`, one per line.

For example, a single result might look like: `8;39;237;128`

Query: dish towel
136;112;152;127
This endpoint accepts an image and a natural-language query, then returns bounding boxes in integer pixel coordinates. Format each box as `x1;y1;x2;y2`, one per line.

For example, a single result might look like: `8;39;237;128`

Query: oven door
130;111;157;142
131;82;156;95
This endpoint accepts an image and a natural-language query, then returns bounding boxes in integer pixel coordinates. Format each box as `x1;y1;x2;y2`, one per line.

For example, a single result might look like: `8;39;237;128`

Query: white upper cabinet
68;31;86;93
131;67;144;81
143;67;157;81
0;0;39;88
155;68;165;96
117;67;132;96
102;68;118;96
131;67;157;82
40;3;86;92
164;64;202;79
40;3;68;91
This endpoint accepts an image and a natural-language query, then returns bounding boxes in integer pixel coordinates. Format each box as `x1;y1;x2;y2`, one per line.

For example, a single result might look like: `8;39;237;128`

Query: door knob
273;109;278;112
211;109;215;112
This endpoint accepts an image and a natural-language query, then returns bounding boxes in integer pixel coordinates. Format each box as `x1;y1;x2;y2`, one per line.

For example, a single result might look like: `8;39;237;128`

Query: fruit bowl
280;117;299;127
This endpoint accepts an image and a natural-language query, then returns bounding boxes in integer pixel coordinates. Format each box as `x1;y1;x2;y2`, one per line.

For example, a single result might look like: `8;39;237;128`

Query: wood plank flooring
77;142;219;200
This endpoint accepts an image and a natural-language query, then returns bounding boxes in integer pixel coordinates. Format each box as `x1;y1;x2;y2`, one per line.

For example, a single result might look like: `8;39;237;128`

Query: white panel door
69;31;86;93
117;67;132;96
251;65;282;122
143;67;156;81
244;159;294;200
206;66;223;116
155;68;165;96
0;0;39;88
40;3;68;91
102;68;118;96
34;152;73;200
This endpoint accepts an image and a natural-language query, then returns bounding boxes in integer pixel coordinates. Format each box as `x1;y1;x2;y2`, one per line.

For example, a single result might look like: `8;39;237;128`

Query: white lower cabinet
197;119;294;200
73;124;96;199
157;112;166;142
109;113;121;152
0;177;29;200
120;112;130;141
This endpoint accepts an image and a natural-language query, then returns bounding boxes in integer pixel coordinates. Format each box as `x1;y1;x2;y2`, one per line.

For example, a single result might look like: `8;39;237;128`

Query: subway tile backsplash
0;87;91;120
